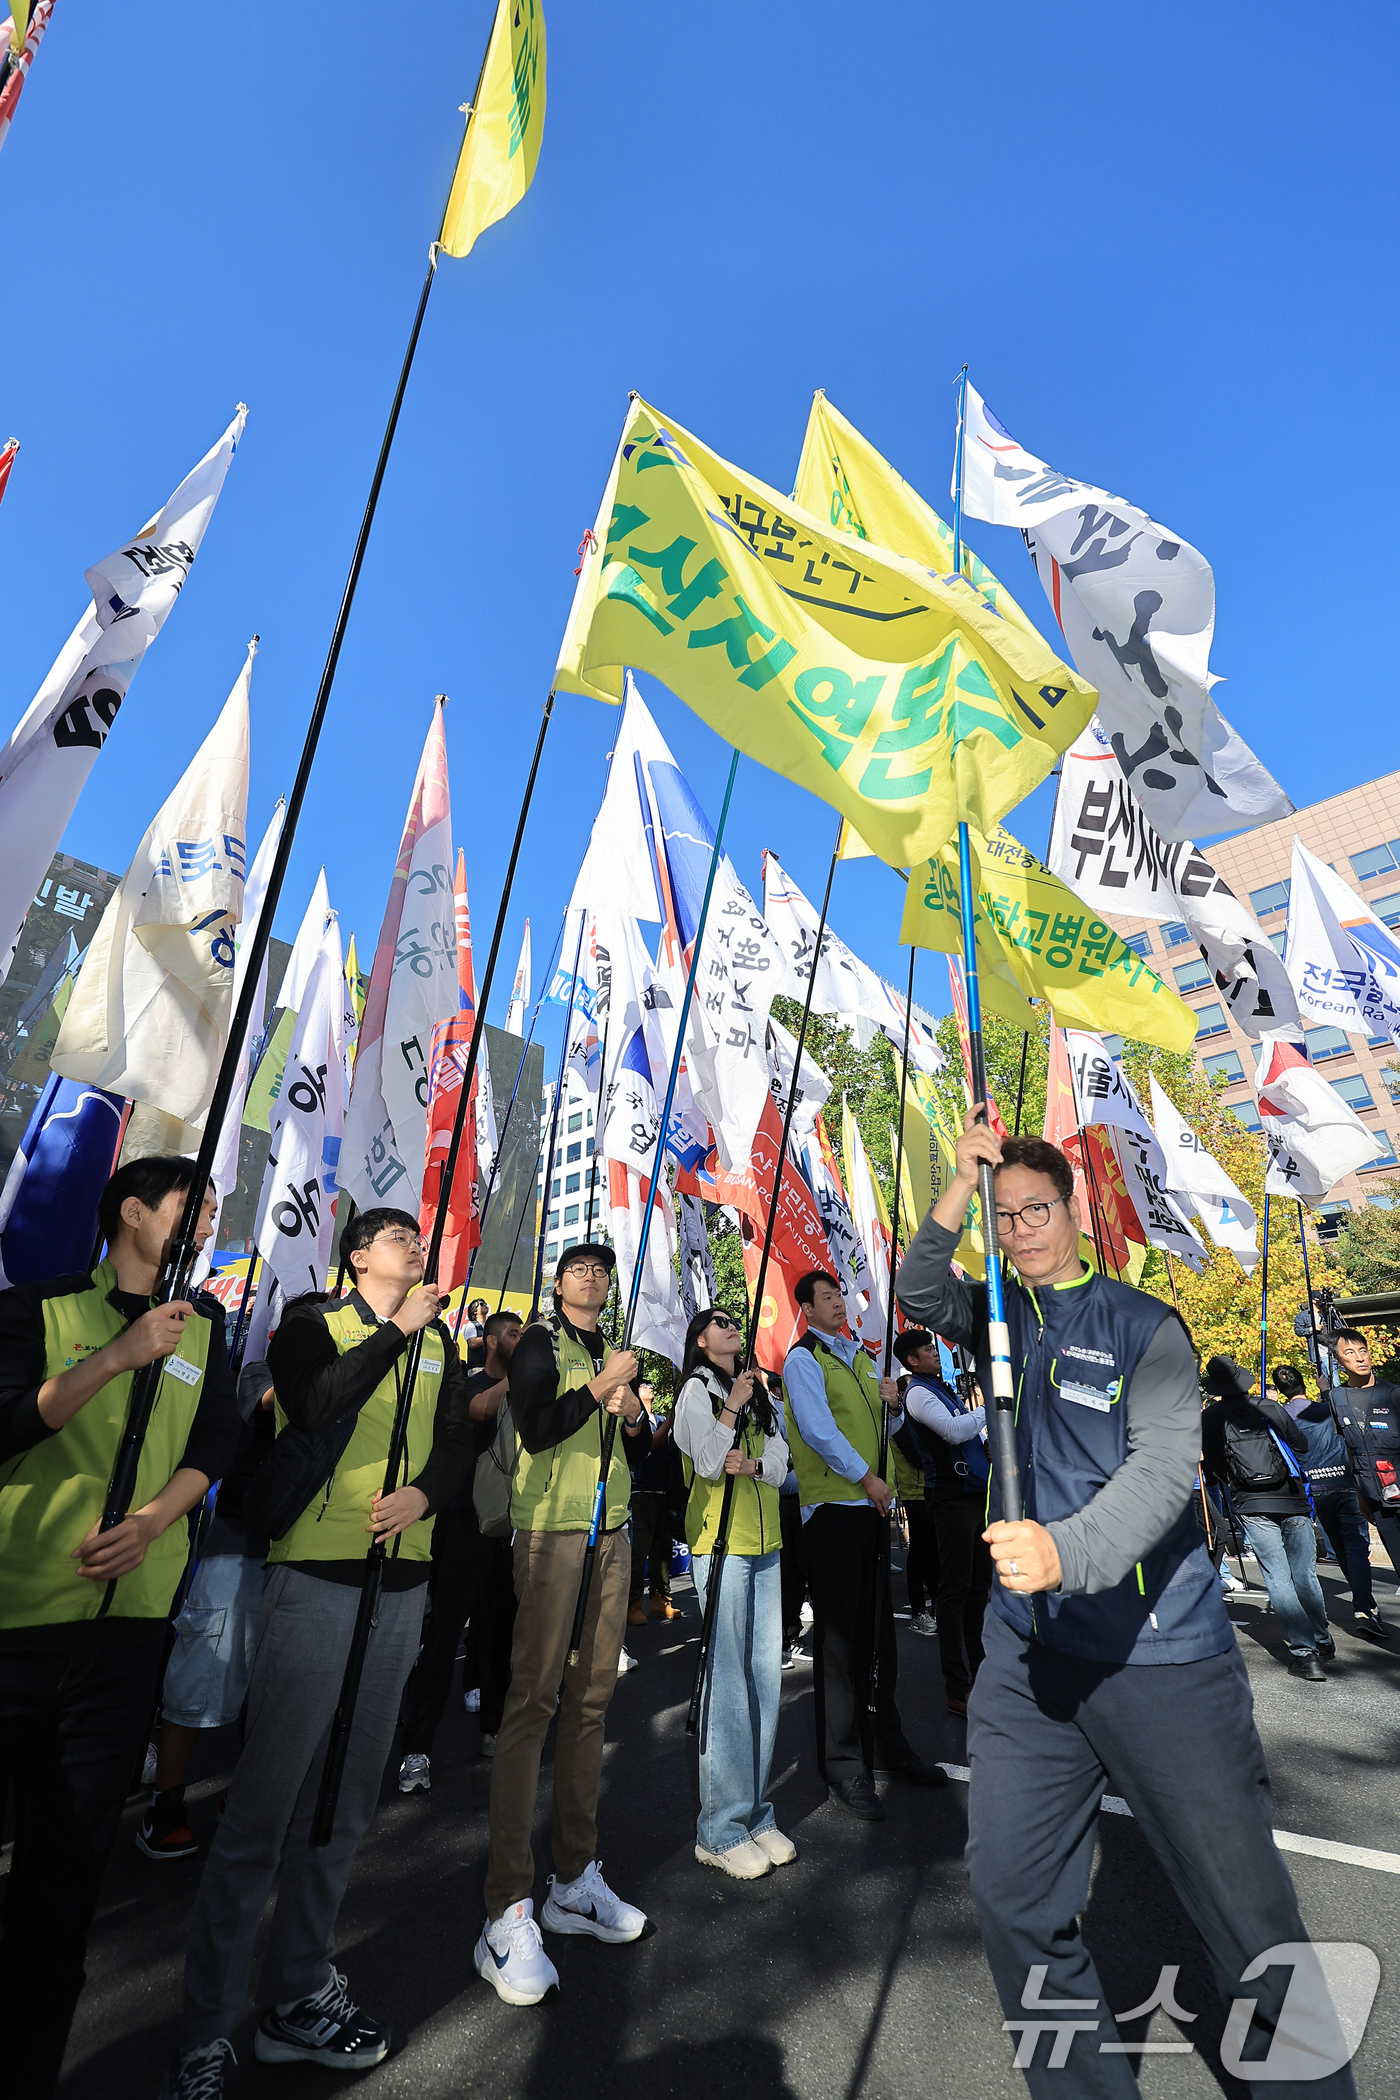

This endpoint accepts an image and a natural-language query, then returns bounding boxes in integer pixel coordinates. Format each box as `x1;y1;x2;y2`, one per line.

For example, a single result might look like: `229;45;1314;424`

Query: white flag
566;675;667;926
802;1121;870;1322
276;868;332;1014
52;644;252;1130
609;1160;686;1364
505;920;531;1034
762;851;944;1077
677;1191;717;1322
1285;838;1400;1046
1197;921;1300;1042
476;1028;499;1181
1148;1074;1259;1274
207;795;286;1244
0;406;247;984
765;1013;831;1150
254;921;346;1301
1063;1028;1206;1268
958;381;1290;841
673;853;787;1175
842;1098;892;1357
1257;1033;1385;1202
341;701;457;1212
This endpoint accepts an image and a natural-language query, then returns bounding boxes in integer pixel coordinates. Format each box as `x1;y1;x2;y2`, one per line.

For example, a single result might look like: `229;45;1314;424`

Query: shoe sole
398;1779;431;1793
473;1944;556;2005
541;1902;645;1943
135;1830;199;1860
254;2031;389;2068
827;1792;885;1823
694;1845;771;1880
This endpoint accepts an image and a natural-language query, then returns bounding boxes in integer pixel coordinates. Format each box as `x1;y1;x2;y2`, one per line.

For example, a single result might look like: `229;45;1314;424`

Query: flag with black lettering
254;921;346;1301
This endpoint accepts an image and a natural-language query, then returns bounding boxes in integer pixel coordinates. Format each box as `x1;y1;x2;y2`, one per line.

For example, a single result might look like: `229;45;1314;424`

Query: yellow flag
438;0;546;260
901;822;1198;1054
836;815;874;860
793;391;1041;645
10;5;30;56
905;1070;986;1278
557;397;1096;869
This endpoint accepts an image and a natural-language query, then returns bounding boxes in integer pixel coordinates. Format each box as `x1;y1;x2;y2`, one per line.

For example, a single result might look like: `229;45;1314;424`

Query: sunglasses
706;1315;739;1333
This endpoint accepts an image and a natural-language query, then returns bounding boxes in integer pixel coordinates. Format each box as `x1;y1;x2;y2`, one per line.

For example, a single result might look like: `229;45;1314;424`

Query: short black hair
483;1309;521;1342
339;1206;419;1273
467;1297;489;1319
1272;1363;1307;1397
893;1327;935;1369
794;1269;840;1307
1333;1327;1369;1349
994;1136;1075;1206
97;1156;198;1250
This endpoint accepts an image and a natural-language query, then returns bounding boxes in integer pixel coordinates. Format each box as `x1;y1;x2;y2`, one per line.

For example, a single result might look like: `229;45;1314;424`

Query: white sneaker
617;1647;639;1675
910;1611;937;1637
464;1686;481;1712
695;1837;771;1879
800;1601;814;1627
752;1825;798;1866
398;1752;431;1793
542;1859;647;1943
474;1899;559;2006
1220;1572;1244;1595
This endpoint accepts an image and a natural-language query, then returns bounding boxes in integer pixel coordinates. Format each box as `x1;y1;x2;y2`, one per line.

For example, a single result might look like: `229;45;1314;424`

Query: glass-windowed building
1100;769;1400;1216
535;1071;608;1275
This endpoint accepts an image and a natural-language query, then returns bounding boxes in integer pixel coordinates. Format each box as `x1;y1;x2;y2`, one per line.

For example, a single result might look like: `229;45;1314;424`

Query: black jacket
1201;1394;1310;1517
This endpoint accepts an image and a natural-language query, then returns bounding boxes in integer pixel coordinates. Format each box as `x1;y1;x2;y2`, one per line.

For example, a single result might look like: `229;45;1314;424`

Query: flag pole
99;247;444;1541
566;749;741;1667
226;1255;260;1369
582;1006;611;1242
1012;1028;1030;1136
310;687;557;1846
743;816;844;1367
1296;1197;1323;1384
869;944;918;1713
529;910;588;1321
1259;1192;1271;1397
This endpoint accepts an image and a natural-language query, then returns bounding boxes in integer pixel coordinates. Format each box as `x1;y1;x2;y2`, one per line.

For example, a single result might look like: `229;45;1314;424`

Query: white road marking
934;1767;1400;1875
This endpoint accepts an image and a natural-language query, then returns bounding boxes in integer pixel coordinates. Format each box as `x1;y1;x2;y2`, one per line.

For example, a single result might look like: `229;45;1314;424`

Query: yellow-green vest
783;1332;890;1507
0;1262;215;1628
892;1439;924;1504
269;1300;444;1566
681;1374;780;1557
510;1319;631;1533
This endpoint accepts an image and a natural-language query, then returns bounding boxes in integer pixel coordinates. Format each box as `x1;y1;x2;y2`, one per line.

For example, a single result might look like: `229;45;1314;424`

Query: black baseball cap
552;1242;616;1284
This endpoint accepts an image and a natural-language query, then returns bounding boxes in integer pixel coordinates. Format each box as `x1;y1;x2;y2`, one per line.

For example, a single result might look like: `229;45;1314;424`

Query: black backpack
1222;1410;1293;1494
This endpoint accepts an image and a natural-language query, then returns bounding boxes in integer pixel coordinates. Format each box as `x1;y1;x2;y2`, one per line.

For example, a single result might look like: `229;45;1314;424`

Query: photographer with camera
1328;1328;1400;1578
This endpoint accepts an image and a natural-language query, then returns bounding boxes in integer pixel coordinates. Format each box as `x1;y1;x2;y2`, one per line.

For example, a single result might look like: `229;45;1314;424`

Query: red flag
0;438;17;511
454;848;475;1013
1043;1025;1138;1274
714;1093;835;1372
420;852;481;1289
947;957;1009;1138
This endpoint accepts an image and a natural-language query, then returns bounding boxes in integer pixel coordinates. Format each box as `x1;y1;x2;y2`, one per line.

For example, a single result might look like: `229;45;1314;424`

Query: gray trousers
180;1565;426;2050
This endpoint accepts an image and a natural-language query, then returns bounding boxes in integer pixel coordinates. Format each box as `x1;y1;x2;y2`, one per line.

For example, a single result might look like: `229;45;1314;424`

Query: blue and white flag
254;920;346;1301
1285;839;1400;1046
0;1074;125;1288
1149;1075;1258;1274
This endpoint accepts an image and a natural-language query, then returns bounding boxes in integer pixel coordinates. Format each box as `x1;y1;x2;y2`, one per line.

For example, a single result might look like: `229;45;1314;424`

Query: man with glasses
474;1244;652;2006
161;1208;476;2097
896;1128;1354;2096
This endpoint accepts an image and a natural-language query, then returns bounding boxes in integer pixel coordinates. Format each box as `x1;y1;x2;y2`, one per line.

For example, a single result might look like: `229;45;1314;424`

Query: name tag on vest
164;1354;201;1388
419;1359;441;1375
1060;1380;1113;1414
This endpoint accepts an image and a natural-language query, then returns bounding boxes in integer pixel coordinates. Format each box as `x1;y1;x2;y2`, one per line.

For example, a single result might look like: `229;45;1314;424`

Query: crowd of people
1;1120;1391;2096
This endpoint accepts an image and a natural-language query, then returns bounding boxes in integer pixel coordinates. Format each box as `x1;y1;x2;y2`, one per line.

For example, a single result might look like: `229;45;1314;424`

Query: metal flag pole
226;1255;260;1369
869;945;918;1713
582;1007;612;1241
1012;1029;1030;1136
1296;1197;1325;1385
310;689;557;1846
566;751;741;1667
98;251;446;1547
685;1397;751;1739
529;910;588;1321
1259;1192;1271;1397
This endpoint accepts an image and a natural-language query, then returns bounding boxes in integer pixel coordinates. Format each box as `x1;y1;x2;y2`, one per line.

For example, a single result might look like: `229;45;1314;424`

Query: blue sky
4;2;1398;1070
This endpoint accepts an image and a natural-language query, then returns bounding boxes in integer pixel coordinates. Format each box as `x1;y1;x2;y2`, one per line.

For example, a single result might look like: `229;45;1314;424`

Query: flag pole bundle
868;944;917;1713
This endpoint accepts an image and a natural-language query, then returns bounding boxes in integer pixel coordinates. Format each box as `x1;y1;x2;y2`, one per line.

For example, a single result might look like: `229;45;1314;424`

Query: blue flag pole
527;909;588;1320
567;745;741;1666
1259;1192;1271;1396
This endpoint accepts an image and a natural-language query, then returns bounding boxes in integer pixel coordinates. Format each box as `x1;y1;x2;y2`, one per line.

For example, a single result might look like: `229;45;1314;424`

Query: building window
1368;1029;1393;1049
1265;929;1287;956
1101;1034;1125;1059
1372;893;1400;929
1364;1131;1399;1168
548;1209;560;1230
587;1108;593;1126
1320;1200;1352;1218
1161;920;1190;949
545;1242;557;1264
563;1236;579;1253
563;1204;579;1225
1330;1072;1373;1110
565;1172;581;1193
1203;1050;1246;1085
1194;1003;1229;1038
551;1177;561;1198
1349;843;1400;883
585;1137;595;1157
1369;1194;1397;1211
554;1147;563;1168
1249;879;1291;916
568;1112;583;1133
1122;929;1153;958
1227;1100;1263;1133
1304;1025;1351;1062
1174;959;1212;994
567;1142;582;1162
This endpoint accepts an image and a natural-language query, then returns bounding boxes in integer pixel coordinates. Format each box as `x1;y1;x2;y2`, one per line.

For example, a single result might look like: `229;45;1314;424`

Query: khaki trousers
484;1526;629;1917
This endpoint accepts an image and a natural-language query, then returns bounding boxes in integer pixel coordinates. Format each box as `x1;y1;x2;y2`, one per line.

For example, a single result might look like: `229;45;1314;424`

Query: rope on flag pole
311;688;557;1847
566;749;741;1668
869;943;917;1715
99;246;444;1552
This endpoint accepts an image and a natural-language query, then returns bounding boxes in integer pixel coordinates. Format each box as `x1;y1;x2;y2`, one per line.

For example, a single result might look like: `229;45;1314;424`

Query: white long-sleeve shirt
673;1367;789;1485
904;1376;986;1445
781;1327;901;1521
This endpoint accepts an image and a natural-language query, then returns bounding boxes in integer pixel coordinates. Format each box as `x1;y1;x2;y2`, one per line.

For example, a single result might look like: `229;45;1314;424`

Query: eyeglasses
994;1196;1067;1236
375;1230;425;1251
561;1260;610;1278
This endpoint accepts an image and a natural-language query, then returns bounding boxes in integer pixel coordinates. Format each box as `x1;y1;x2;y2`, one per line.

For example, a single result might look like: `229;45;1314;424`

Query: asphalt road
48;1548;1400;2099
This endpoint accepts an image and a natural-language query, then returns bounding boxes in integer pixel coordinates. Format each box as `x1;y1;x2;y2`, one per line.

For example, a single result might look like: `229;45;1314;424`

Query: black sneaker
1287;1652;1327;1682
254;1967;389;2069
158;2039;235;2098
828;1774;885;1821
1353;1607;1390;1641
1317;1633;1337;1661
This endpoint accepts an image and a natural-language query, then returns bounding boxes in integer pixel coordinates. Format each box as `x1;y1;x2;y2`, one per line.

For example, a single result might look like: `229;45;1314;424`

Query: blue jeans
161;1552;266;1728
691;1547;781;1855
1242;1513;1330;1653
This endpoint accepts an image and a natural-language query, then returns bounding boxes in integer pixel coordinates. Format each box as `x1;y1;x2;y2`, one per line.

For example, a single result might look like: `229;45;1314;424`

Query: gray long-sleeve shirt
895;1217;1202;1597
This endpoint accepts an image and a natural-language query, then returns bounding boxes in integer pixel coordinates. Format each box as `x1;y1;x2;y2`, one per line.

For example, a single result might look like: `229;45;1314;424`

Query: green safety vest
682;1373;780;1557
783;1331;890;1508
510;1318;632;1533
0;1261;215;1628
268;1299;444;1566
892;1438;925;1503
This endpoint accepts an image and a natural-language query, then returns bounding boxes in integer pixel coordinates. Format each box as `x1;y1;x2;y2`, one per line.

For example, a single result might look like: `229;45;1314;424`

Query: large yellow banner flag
792;391;1041;646
439;0;545;260
901;822;1198;1054
557;397;1096;870
902;1071;985;1277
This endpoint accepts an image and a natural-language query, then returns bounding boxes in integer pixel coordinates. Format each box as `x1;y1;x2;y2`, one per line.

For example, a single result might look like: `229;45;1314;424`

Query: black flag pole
310;688;557;1846
868;944;917;1713
99;248;444;1544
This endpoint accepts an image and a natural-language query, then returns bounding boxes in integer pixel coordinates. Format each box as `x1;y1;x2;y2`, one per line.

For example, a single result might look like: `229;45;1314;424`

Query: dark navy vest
976;1265;1232;1666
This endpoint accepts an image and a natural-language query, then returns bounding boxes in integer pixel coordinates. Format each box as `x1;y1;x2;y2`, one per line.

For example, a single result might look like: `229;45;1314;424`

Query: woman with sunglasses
674;1307;795;1880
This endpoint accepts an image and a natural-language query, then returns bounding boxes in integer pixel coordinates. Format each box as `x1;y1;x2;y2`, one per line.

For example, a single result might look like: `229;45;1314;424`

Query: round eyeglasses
994;1196;1068;1236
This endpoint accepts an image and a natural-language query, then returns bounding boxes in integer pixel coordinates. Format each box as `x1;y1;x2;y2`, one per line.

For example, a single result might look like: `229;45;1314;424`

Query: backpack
473;1312;565;1537
1222;1410;1293;1494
